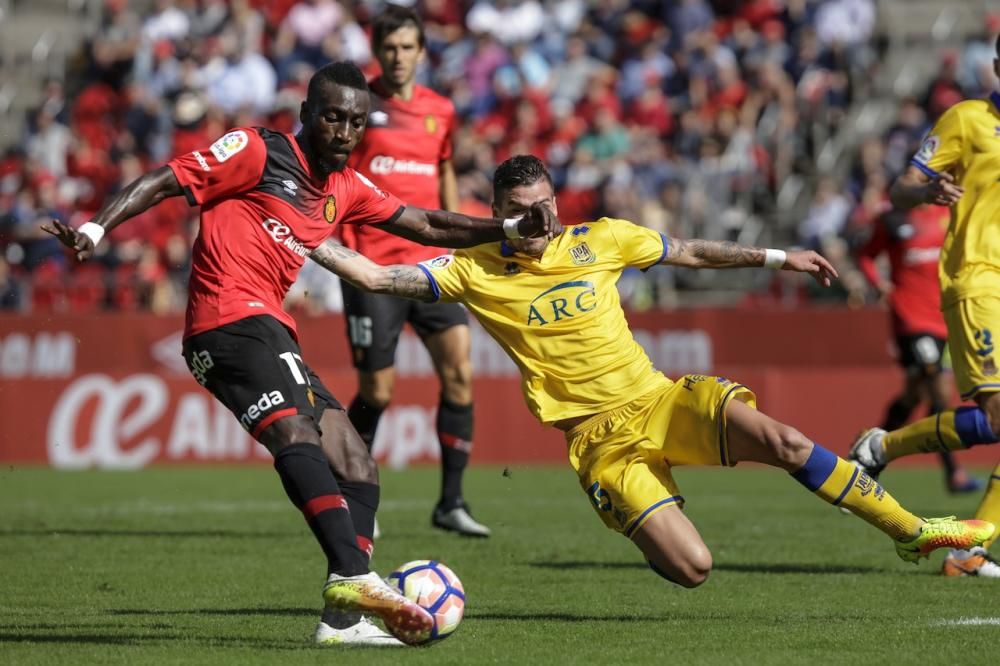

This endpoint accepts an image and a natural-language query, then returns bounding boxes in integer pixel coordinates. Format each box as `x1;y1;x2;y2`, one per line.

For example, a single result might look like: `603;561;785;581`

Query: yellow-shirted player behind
848;49;1000;577
310;155;993;587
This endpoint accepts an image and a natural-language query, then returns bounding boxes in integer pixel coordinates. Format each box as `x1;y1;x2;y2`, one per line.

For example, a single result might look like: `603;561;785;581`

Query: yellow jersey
417;218;670;424
911;93;1000;307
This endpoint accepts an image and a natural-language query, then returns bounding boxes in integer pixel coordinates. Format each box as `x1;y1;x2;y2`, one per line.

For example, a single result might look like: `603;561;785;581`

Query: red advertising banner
0;308;994;468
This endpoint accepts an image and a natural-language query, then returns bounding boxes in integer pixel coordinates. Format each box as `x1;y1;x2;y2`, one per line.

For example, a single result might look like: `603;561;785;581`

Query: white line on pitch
932;617;1000;626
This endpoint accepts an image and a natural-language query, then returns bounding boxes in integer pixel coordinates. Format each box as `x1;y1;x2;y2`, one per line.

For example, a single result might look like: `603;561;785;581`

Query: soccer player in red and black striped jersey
340;6;489;537
43;61;559;646
855;203;979;493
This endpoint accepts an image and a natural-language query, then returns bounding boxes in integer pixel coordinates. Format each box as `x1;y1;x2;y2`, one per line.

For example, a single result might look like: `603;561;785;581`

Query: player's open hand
518;202;563;240
926;172;963;206
40;220;96;262
782;250;838;287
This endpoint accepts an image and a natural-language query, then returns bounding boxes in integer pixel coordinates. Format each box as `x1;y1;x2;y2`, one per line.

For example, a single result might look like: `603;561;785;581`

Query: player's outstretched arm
889;165;963;210
665;238;838;287
309;240;435;302
41;166;182;261
385;201;562;247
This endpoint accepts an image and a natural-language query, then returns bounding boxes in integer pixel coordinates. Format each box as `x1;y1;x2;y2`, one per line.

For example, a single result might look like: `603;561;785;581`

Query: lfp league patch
914;134;939;165
422;255;454;270
210;130;249;162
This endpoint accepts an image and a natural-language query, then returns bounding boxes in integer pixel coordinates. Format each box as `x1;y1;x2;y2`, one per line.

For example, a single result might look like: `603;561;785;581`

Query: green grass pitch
1;464;998;665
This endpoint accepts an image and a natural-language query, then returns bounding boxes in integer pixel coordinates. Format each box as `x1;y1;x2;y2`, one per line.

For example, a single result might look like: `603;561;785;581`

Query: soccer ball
388;560;465;643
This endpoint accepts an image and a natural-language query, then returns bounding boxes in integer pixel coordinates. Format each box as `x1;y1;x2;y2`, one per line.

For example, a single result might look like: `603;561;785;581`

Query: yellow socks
792;443;921;540
881;407;997;462
974;465;1000;549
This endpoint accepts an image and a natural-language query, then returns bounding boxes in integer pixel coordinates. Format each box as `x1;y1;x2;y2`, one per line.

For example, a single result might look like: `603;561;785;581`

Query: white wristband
78;222;106;247
763;248;786;269
502;216;522;240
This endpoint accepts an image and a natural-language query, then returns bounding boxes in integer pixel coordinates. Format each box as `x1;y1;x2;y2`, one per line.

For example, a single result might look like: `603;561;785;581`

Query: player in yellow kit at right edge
308;155;993;587
849;44;1000;577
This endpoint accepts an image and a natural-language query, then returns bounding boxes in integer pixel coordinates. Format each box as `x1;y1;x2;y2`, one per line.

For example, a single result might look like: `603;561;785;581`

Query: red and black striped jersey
168;127;404;339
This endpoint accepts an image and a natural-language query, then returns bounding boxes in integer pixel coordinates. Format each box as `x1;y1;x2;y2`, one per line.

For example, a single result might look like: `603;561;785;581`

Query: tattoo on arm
380;265;434;300
667;239;765;268
309;240;434;301
309;241;361;269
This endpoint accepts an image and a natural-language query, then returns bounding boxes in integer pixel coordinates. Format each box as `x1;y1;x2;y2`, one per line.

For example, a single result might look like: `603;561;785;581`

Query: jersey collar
500;241;515;257
991;90;1000;114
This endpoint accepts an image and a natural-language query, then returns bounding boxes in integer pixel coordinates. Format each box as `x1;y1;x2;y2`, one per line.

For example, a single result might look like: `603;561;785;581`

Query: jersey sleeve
167;128;266;206
910;104;965;177
605;219;669;271
416;252;470;303
338;169;406;226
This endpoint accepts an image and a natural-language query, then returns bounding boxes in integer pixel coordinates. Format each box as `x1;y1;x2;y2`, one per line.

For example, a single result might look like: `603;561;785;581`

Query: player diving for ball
307;154;994;588
42;63;560;646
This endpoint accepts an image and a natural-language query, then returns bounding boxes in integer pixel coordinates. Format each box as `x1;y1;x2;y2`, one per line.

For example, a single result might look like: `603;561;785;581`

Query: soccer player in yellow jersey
309;155;993;587
848;49;1000;577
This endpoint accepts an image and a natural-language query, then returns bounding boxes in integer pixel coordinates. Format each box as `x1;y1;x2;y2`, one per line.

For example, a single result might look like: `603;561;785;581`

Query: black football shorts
340;280;468;372
182;315;341;440
895;333;946;376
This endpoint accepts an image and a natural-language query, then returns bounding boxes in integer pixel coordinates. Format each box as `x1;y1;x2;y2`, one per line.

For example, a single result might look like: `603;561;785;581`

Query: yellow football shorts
565;374;756;537
943;297;1000;400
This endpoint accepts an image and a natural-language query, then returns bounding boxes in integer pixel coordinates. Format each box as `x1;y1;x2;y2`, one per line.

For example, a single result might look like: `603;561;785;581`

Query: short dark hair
996;32;1000;58
493;155;553;200
372;5;425;50
306;61;369;107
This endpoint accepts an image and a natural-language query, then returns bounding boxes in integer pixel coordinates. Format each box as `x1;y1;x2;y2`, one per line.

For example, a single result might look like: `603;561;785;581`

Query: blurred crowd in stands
0;0;970;315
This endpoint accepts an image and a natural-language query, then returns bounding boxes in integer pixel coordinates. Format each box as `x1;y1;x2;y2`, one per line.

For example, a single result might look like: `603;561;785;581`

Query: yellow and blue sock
791;443;922;540
974;463;1000;549
882;407;998;462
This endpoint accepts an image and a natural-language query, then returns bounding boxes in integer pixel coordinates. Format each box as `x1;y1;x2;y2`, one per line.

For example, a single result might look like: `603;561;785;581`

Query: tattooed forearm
309;241;361;270
309;240;433;301
667;238;766;268
376;265;434;301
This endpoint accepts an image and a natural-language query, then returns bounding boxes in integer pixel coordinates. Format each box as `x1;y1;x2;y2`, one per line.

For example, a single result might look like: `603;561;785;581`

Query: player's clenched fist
782;250;839;287
517;202;563;240
41;220;98;262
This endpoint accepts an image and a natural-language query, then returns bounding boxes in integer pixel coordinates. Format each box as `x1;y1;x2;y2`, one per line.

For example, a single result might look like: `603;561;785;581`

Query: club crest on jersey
914;134;939;164
324;195;337;223
569;242;596;265
210;130;248;162
424;115;437;133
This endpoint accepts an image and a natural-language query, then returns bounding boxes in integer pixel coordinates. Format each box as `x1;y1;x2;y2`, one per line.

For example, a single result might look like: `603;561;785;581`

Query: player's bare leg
724;400;994;562
424;324;489;537
631;505;712;588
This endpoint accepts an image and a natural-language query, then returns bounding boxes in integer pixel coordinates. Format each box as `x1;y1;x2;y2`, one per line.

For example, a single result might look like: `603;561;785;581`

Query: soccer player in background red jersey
340;6;490;537
855;203;980;493
43;61;559;646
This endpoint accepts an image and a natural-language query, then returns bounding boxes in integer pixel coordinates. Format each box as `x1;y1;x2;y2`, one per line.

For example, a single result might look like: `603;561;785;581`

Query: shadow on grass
524;560;887;575
0;630;314;650
468;612;660;623
107;607;317;617
0;528;295;539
